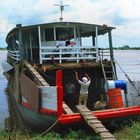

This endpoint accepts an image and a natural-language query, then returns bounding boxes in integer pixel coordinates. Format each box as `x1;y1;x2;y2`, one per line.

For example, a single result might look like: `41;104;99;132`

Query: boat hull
9;92;58;130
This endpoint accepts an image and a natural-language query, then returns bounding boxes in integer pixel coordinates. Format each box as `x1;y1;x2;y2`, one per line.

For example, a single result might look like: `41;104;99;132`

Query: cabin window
56;27;74;41
45;28;54;41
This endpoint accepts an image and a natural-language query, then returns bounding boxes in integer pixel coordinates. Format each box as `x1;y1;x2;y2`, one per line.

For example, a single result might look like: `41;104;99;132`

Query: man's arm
85;73;91;81
75;71;79;81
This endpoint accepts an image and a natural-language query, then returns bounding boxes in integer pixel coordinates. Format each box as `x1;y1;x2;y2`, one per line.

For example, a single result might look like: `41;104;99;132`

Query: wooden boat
2;21;140;130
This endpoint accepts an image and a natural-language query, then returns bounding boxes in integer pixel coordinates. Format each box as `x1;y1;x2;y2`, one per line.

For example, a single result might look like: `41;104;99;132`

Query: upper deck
6;22;115;64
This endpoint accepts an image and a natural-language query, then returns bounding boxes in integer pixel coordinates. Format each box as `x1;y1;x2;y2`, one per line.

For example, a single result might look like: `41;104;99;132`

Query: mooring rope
31;115;63;140
115;59;140;95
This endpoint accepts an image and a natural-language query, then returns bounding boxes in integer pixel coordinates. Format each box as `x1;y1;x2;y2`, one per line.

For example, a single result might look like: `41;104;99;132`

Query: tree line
113;45;140;50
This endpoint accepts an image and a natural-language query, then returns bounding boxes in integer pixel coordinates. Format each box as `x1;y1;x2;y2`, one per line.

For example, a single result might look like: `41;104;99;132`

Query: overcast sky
0;0;140;48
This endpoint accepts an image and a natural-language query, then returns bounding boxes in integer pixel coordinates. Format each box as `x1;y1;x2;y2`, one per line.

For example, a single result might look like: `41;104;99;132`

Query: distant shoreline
113;48;140;50
0;48;140;51
0;48;7;50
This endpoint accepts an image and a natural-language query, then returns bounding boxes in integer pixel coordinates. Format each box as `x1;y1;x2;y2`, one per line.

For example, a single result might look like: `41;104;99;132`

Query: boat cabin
6;22;116;111
6;22;115;64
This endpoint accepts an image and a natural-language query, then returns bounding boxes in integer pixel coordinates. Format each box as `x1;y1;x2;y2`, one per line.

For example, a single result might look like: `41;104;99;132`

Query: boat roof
6;22;115;41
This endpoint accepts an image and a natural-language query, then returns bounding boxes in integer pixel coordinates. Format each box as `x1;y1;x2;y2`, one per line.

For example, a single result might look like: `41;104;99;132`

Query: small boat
2;6;140;131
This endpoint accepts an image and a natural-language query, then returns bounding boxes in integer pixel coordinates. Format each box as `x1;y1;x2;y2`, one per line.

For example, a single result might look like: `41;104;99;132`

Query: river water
0;50;140;129
114;50;140;81
0;51;8;129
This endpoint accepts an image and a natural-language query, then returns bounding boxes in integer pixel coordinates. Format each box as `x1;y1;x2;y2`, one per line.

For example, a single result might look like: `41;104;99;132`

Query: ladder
100;58;117;82
76;105;116;140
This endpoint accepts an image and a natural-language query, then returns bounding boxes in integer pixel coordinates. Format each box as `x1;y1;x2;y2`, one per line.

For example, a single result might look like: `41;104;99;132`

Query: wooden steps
76;105;116;140
24;60;49;86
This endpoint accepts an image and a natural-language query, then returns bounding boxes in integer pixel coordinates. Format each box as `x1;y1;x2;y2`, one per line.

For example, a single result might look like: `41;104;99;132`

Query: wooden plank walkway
63;102;73;114
24;60;49;86
76;105;116;140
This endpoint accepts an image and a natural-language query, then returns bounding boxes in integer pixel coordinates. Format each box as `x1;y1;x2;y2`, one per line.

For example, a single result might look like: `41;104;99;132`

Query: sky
0;0;140;48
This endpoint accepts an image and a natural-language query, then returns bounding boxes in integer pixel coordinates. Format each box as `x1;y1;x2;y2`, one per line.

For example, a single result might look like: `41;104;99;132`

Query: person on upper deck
75;72;91;106
65;39;70;46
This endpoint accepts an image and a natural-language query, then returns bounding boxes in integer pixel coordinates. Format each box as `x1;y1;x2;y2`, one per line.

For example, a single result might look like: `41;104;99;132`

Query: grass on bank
0;129;101;140
114;121;140;140
1;121;140;140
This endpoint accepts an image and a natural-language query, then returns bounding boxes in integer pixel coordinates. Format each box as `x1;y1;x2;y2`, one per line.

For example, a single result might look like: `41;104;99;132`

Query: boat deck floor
40;61;111;71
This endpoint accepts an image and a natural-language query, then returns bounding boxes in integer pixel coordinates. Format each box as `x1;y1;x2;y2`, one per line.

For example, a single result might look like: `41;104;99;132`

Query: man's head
82;77;88;83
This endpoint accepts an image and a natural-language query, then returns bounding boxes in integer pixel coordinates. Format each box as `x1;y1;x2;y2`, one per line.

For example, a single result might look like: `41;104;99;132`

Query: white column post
74;27;76;41
59;49;62;63
54;27;56;41
42;28;45;41
95;26;99;61
38;26;42;64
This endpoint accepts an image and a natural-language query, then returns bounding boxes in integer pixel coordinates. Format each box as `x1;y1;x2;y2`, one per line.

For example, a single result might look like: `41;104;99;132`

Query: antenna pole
60;3;64;21
54;0;69;22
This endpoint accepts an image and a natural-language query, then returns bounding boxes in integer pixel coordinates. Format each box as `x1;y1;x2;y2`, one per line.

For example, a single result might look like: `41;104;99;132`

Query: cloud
117;0;140;20
0;19;14;47
7;0;57;24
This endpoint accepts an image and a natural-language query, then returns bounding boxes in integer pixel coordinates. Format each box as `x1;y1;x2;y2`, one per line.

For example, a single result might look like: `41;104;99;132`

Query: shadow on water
4;87;27;131
0;75;9;129
0;75;26;131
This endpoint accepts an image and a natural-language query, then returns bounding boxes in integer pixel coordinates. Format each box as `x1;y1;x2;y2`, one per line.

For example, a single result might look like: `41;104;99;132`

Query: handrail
40;46;97;64
40;46;111;64
99;54;107;82
7;47;111;64
98;48;110;60
8;50;20;61
110;59;117;80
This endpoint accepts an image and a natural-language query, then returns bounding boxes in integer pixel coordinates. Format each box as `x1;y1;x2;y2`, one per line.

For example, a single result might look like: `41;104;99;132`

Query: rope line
31;115;63;140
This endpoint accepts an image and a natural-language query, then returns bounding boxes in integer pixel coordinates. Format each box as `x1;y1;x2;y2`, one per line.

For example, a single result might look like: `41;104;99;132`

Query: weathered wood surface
24;60;49;86
41;61;112;70
76;105;116;140
20;73;39;111
63;102;73;114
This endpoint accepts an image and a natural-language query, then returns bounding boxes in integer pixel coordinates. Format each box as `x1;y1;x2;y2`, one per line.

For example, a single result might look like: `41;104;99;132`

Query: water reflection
4;87;25;130
0;75;8;129
0;51;8;129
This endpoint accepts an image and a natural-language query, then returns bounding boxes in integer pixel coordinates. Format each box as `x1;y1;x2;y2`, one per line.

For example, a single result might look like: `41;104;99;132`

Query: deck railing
8;50;20;62
98;48;111;60
7;47;111;64
40;46;99;64
40;46;111;64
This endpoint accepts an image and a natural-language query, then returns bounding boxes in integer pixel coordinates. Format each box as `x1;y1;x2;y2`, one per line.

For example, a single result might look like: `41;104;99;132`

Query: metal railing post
38;26;42;64
95;26;99;62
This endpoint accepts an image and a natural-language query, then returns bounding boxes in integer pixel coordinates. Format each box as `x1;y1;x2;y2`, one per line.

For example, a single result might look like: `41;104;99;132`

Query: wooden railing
98;48;110;60
40;46;111;64
40;46;98;64
7;48;111;64
8;50;20;62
